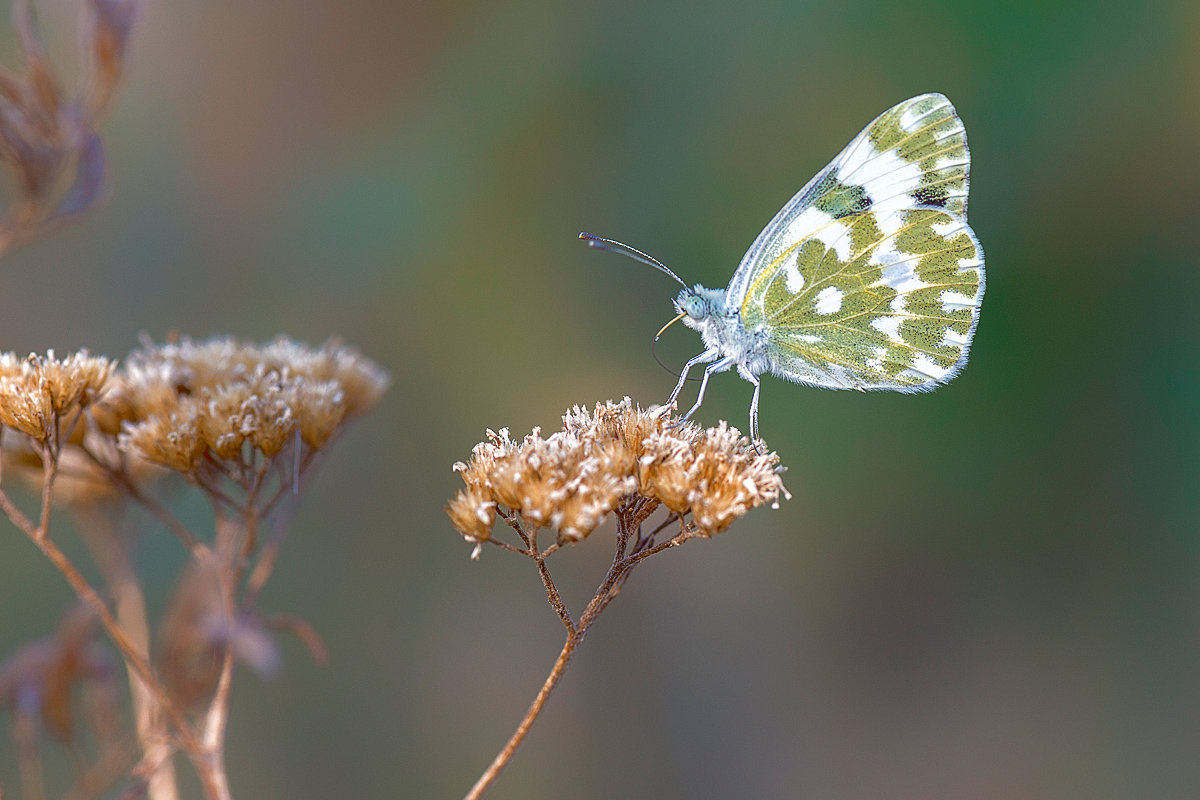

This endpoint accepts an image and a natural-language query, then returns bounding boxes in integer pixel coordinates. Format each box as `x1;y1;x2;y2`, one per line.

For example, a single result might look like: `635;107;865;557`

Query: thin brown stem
464;508;684;799
535;557;575;633
17;508;204;755
620;527;703;568
194;644;234;800
78;510;181;800
498;509;532;549
191;504;250;800
482;538;532;557
463;633;579;800
78;442;207;555
0;457;204;764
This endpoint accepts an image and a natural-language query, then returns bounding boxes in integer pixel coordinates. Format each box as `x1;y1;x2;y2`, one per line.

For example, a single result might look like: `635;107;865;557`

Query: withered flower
112;336;389;478
448;401;789;799
447;398;788;545
0;349;113;445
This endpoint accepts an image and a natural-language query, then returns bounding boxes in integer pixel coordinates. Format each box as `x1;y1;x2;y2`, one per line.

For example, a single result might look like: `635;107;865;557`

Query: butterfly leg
666;348;720;410
739;367;762;444
680;356;734;423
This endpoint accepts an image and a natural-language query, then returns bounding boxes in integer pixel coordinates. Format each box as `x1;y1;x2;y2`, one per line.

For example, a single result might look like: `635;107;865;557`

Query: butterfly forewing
825;93;970;217
727;93;983;392
725;93;972;311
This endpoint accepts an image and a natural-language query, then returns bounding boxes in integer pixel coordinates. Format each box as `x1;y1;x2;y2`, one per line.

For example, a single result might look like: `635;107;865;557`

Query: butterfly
581;93;984;444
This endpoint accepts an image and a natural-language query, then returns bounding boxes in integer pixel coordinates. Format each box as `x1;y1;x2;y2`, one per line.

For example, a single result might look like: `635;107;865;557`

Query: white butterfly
583;93;984;443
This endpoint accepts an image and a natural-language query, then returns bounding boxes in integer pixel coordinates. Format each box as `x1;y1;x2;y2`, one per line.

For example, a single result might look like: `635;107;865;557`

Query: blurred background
1;0;1197;797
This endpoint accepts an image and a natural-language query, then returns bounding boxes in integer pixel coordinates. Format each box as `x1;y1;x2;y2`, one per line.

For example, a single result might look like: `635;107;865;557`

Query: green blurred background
1;0;1198;797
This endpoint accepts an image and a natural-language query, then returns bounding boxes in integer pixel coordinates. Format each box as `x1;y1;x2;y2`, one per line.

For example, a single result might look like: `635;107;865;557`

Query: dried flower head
111;335;389;477
447;399;788;546
0;349;114;444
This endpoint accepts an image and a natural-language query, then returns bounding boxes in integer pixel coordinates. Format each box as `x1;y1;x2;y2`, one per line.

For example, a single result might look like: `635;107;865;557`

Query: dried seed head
447;399;788;545
0;350;114;443
111;336;388;475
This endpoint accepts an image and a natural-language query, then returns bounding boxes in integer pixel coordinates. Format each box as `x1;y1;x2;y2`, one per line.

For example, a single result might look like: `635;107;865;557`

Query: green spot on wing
812;172;871;219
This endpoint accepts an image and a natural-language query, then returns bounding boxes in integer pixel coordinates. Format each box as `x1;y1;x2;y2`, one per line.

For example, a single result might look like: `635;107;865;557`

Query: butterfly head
674;285;726;331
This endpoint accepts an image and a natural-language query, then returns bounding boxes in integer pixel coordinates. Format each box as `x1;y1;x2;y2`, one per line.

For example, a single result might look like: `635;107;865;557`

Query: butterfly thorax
676;285;771;377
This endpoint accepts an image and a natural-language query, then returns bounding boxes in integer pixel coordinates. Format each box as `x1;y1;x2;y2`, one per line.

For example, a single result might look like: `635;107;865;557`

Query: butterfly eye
682;295;706;319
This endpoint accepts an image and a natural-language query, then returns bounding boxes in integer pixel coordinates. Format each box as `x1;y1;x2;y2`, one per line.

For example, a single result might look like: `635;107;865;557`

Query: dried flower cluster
106;335;389;477
0;349;113;444
448;398;788;545
0;0;142;255
0;335;389;504
0;334;386;799
450;401;789;799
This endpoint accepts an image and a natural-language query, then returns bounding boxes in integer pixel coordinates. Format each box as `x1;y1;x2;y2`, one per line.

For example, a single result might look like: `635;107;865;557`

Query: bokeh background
1;0;1198;797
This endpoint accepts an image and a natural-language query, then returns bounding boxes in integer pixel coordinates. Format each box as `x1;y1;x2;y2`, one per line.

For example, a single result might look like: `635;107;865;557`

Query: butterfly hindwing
739;205;982;390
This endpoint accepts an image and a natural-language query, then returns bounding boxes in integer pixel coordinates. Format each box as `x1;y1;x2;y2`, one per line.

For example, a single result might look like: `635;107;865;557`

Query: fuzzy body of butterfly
582;93;984;444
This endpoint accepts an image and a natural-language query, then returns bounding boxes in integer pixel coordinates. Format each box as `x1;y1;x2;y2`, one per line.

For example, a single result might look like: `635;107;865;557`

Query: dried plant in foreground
0;335;388;800
446;399;789;799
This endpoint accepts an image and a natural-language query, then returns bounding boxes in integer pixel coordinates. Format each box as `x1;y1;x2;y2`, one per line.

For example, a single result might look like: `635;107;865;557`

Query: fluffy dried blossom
447;399;788;544
0;349;113;443
110;336;388;475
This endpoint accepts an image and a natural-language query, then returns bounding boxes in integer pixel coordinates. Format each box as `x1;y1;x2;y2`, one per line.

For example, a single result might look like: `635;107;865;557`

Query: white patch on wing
814;286;844;315
824;363;856;389
875;260;932;295
942;328;969;348
797;333;822;344
870;315;904;343
932;217;967;237
912;355;950;381
783;258;806;293
781;206;835;252
873;209;907;239
940;290;977;311
903;353;951;382
839;149;924;208
807;221;852;261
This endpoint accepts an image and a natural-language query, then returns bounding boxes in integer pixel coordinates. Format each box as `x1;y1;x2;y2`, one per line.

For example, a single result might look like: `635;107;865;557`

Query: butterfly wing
728;94;983;390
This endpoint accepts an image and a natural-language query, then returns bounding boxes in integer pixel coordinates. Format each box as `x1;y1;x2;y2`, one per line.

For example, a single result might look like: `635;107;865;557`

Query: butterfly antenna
579;232;689;288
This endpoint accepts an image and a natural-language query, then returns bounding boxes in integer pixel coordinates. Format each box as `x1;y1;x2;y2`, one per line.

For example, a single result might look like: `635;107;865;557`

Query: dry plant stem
464;512;699;800
63;734;136;800
79;443;208;556
78;511;181;800
0;457;204;760
15;707;47;800
0;438;232;798
189;502;259;800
